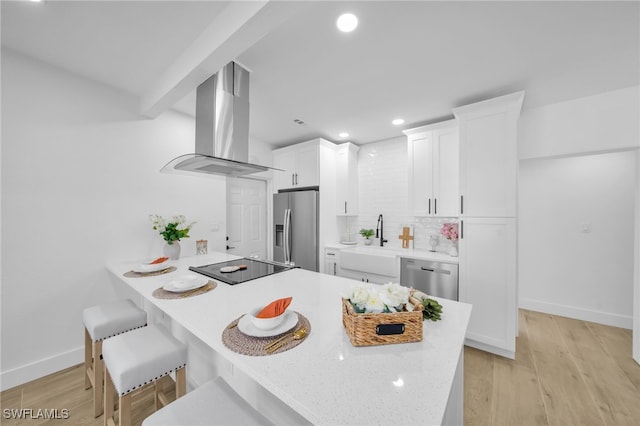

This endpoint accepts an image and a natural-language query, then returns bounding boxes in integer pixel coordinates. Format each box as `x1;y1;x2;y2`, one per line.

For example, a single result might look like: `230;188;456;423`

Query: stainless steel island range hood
161;62;272;177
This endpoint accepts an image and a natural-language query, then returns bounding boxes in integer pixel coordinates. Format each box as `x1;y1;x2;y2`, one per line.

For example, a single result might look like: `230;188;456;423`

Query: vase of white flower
149;214;195;260
163;241;181;260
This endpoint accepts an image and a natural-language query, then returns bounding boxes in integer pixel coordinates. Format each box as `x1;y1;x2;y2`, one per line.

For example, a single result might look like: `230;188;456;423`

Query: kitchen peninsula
107;253;471;425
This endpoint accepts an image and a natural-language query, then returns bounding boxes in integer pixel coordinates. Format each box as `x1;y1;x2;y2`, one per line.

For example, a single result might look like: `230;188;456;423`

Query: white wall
519;86;639;159
0;49;228;390
519;152;636;328
517;85;639;329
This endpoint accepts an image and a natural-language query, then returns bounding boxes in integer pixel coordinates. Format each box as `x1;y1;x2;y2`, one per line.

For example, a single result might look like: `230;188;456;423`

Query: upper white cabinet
273;140;321;191
335;143;359;216
455;93;523;218
404;120;459;217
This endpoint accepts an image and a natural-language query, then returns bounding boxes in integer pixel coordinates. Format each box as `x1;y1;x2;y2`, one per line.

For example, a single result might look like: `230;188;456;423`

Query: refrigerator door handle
287;209;293;264
283;208;292;264
283;209;289;264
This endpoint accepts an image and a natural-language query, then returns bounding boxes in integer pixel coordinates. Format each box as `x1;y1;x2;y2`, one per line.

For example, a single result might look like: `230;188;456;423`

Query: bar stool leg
84;329;92;390
154;381;163;410
93;340;104;417
104;365;115;426
119;394;132;426
175;367;186;398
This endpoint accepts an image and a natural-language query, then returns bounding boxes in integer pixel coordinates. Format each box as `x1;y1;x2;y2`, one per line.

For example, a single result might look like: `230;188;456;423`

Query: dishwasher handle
419;266;451;275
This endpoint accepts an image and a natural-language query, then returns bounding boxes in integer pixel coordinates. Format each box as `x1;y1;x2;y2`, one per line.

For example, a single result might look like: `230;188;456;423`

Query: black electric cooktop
189;258;293;285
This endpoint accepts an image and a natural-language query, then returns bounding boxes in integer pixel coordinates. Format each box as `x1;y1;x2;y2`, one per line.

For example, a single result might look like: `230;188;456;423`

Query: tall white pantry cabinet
454;91;524;359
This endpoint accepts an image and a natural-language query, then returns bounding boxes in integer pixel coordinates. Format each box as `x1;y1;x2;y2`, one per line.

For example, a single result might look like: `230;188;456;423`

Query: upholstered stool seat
103;325;187;426
142;377;270;426
83;299;147;417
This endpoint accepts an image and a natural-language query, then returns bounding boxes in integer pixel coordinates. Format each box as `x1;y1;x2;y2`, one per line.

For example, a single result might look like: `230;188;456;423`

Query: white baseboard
519;298;633;329
464;339;515;360
1;346;83;391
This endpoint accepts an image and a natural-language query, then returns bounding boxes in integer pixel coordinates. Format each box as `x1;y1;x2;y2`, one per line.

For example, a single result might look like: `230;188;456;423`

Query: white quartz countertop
326;243;460;264
107;253;471;425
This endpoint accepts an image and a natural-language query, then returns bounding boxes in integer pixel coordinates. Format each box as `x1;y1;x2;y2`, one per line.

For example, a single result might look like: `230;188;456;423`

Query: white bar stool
142;377;271;426
102;324;187;426
83;299;147;417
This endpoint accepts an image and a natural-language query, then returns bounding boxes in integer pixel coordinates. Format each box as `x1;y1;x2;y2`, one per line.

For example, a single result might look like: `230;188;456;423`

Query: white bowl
248;306;287;330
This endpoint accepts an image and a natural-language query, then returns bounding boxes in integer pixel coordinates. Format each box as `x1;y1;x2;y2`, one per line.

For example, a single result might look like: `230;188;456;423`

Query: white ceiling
2;1;638;148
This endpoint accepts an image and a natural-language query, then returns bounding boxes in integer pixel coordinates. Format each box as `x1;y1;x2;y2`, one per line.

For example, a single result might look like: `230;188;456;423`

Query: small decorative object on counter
398;226;414;248
429;235;440;252
359;228;375;245
342;283;423;346
411;289;444;321
441;222;459;257
196;239;208;255
149;214;195;260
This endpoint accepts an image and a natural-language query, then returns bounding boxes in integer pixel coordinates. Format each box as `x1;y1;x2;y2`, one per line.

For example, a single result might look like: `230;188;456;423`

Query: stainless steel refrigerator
273;190;319;272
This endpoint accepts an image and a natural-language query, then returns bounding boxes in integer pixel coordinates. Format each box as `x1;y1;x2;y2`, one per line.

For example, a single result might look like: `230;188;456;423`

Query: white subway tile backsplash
335;136;458;254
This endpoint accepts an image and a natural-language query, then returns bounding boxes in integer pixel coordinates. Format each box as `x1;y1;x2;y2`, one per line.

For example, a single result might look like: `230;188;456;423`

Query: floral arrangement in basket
348;283;410;313
346;283;443;321
149;214;195;245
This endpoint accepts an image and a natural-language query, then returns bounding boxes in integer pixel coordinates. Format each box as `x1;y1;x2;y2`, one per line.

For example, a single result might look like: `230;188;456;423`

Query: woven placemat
123;267;177;278
152;281;217;299
222;312;311;356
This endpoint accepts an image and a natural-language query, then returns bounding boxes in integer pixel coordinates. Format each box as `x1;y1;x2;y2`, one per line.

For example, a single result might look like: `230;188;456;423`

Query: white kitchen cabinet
324;247;340;276
335;143;359;216
405;120;459;217
453;91;523;359
273;141;321;191
454;92;523;218
458;217;516;358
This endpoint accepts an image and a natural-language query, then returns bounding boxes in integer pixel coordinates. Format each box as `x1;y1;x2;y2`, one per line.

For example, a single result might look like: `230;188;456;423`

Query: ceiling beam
139;0;302;118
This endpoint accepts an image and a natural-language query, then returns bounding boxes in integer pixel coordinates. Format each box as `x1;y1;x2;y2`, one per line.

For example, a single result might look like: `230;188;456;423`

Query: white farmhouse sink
340;246;400;277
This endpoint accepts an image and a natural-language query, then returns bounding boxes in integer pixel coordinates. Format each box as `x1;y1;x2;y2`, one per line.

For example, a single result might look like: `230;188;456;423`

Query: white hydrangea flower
364;292;385;313
379;282;410;309
350;285;370;309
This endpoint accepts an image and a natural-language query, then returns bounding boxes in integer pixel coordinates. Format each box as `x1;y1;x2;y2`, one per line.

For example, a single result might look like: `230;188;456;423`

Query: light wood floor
465;310;640;426
2;309;639;426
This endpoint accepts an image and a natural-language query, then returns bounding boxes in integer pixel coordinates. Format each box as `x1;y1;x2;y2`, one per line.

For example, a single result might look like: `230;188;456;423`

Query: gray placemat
152;281;217;299
222;312;311;356
123;266;177;278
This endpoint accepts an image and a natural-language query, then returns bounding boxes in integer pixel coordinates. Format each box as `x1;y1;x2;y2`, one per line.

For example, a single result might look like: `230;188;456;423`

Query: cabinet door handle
434;198;437;215
460;195;464;214
461;220;464;239
295;173;298;185
428;198;431;215
333;263;336;275
345;201;347;214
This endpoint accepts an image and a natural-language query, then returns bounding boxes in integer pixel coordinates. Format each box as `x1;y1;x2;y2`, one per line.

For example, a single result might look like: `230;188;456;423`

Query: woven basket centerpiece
342;289;424;346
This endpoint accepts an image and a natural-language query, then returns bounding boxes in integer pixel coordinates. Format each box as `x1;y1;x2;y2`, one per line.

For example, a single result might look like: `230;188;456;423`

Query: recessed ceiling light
392;118;405;125
338;132;349;138
336;13;358;33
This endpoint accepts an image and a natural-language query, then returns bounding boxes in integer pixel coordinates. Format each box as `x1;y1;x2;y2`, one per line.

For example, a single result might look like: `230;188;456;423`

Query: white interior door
226;178;267;259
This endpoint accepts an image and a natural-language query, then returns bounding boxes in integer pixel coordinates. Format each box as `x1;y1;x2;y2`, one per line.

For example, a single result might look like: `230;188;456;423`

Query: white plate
163;275;208;293
132;262;171;273
237;310;298;337
340;241;358;245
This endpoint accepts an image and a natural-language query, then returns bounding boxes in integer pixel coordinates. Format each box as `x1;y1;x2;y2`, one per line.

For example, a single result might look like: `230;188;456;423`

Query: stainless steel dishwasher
400;258;459;301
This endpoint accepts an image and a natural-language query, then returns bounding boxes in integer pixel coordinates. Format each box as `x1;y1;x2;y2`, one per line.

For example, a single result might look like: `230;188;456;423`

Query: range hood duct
161;62;271;177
